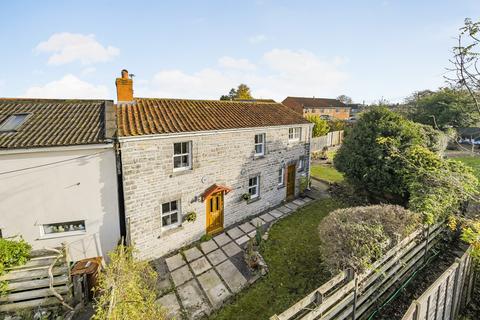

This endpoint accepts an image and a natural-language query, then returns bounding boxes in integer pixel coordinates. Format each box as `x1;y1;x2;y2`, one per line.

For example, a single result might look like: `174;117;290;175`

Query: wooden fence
0;248;72;313
311;131;344;152
271;223;444;320
401;247;475;320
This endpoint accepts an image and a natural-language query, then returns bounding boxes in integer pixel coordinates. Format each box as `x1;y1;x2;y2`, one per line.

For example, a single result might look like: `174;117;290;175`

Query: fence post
352;275;359;320
423;225;430;263
450;258;462;319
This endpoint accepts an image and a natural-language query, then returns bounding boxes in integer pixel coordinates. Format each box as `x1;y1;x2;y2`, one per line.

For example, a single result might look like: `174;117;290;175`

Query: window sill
247;197;261;204
159;224;184;237
277;185;285;190
253;155;265;160
170;168;193;177
37;231;87;240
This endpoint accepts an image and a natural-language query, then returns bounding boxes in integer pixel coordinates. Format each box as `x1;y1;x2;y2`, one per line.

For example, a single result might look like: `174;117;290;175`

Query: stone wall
120;125;311;260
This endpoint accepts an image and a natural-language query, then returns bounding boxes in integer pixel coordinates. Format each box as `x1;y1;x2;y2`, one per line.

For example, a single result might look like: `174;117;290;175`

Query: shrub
92;245;166;320
0;237;31;275
318;205;421;273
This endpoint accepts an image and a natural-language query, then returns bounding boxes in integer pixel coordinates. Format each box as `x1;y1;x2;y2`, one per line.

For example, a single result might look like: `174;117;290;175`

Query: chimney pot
116;69;134;102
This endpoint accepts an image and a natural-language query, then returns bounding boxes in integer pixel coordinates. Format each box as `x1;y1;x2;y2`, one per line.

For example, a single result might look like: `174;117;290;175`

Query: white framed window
0;114;29;132
298;156;305;172
288;127;301;141
41;220;86;239
173;141;192;170
161;200;180;229
278;167;285;186
248;176;260;199
254;133;265;156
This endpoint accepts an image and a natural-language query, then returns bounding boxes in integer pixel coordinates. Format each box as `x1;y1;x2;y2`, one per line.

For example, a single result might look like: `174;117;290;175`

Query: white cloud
35;33;119;65
218;56;256;70
24;74;109;99
248;34;267;44
81;67;96;75
137;49;349;101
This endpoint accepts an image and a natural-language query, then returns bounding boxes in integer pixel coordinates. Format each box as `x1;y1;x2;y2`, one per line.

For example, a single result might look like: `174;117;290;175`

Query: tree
336;95;353;104
92;245;166;320
305;114;329;137
334;107;429;202
220;84;253;100
328;119;347;132
406;88;478;129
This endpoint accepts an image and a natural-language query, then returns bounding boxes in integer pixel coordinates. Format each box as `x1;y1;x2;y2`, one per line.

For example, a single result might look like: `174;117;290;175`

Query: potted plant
299;176;311;198
245;239;259;269
184;211;197;223
242;193;251;201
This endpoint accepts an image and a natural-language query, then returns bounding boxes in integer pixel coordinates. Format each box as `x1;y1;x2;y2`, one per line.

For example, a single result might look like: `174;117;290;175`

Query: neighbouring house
282;96;351;120
0;98;121;261
115;70;313;260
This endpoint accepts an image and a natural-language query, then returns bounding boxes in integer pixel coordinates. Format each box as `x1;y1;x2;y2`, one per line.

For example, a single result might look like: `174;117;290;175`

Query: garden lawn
209;198;342;320
310;164;344;183
453;156;480;179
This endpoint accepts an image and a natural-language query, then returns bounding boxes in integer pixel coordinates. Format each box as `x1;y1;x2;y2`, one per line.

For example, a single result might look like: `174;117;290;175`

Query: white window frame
40;220;86;239
161;200;180;230
0;114;29;132
298;156;305;172
288;127;301;141
248;176;260;199
278;167;285;186
254;133;265;156
173;141;192;171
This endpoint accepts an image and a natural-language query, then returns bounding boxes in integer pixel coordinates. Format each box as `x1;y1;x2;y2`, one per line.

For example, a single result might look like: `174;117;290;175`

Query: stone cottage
115;71;313;260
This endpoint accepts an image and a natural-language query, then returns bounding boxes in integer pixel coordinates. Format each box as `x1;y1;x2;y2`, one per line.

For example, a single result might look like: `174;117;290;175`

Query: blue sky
0;0;479;103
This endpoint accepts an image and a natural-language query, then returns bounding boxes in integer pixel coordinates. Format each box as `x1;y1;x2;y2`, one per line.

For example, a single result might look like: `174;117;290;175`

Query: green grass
310;164;344;183
209;199;342;320
452;156;480;179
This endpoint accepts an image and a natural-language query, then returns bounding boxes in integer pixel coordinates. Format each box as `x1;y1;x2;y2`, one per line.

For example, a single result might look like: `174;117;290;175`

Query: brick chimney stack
115;69;133;102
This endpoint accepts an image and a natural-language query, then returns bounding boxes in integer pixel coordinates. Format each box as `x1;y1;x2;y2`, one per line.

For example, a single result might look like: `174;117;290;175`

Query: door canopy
202;184;232;200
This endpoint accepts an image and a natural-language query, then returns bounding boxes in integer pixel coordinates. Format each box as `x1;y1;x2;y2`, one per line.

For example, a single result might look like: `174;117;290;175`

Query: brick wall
304;108;350;120
120;125;311;260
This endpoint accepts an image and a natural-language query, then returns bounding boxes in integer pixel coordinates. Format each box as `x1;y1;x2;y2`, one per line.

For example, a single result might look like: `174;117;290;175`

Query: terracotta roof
0;99;113;149
282;97;349;114
117;98;310;137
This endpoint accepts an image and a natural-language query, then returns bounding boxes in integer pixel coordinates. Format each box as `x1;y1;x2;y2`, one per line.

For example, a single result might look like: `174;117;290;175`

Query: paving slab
216;260;247;293
197;269;231;308
285;202;299;210
269;209;283;219
250;217;265;227
200;240;218;254
177;279;211;319
226;227;244;240
247;231;256;238
222;241;242;257
304;197;313;202
239;222;255;233
207;249;228;266
165;254;186;271
171;264;194;287
235;235;250;246
259;213;275;223
293;199;305;206
277;205;292;214
189;256;212;276
156;292;181;319
213;233;231;247
184;247;203;262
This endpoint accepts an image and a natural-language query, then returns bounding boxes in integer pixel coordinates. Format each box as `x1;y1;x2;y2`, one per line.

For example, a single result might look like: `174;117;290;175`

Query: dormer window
0;114;29;132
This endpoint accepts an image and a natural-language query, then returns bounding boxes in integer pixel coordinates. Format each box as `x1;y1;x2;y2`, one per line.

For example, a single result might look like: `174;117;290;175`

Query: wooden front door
286;164;296;200
206;192;224;235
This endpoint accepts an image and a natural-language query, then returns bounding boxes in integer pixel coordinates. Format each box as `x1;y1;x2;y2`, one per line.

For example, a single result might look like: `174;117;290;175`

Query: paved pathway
152;197;314;320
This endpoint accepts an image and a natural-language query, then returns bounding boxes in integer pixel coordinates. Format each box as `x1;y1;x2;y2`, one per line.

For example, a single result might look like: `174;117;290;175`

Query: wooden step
0;285;69;303
0;297;64;312
7;275;69;293
6;257;62;271
0;266;68;282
